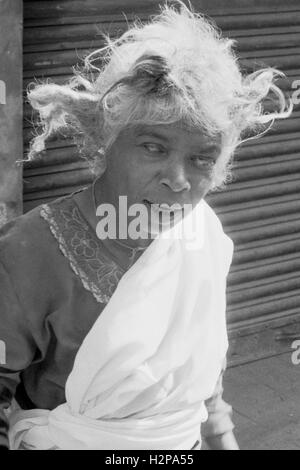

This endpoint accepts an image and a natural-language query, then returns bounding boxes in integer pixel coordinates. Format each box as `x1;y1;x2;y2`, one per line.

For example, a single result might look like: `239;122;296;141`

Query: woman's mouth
143;199;183;213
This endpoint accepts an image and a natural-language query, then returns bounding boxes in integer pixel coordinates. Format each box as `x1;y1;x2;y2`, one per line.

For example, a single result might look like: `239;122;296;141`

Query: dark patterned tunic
0;188;234;449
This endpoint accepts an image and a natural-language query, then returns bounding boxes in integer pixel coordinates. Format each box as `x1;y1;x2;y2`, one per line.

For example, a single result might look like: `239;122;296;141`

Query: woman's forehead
127;123;222;149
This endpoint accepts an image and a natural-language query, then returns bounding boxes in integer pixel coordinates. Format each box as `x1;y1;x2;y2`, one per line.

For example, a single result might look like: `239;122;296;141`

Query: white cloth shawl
9;200;233;450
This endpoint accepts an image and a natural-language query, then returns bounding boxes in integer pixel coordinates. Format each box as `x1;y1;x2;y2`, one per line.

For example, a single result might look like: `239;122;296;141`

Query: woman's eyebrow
134;129;221;151
193;143;221;153
134;130;170;143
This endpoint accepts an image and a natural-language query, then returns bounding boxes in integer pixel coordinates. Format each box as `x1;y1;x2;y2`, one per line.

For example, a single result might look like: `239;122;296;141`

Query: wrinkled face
99;122;222;237
103;122;221;203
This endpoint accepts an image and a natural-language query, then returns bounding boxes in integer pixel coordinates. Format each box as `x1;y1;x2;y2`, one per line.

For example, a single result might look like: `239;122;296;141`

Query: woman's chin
140;212;185;238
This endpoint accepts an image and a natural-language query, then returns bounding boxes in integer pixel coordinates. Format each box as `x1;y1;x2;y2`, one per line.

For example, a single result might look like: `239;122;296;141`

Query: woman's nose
159;162;191;193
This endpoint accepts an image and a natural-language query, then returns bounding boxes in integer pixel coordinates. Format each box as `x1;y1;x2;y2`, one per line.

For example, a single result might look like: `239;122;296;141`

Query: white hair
27;0;292;188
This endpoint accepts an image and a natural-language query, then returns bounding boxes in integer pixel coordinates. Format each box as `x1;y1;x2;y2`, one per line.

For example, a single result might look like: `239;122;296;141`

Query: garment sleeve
0;259;37;448
202;358;235;438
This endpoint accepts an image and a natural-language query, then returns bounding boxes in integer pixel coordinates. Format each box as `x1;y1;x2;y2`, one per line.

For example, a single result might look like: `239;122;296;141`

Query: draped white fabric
9;201;233;450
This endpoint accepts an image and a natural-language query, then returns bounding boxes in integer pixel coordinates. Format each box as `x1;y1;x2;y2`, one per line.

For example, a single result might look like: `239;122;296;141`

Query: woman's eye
142;143;165;154
191;155;215;169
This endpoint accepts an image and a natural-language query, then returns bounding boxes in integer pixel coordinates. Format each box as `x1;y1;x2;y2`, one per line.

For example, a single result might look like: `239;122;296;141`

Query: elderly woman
0;1;290;450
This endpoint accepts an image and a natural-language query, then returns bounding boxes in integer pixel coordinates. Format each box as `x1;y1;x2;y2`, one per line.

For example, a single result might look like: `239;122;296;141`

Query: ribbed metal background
22;0;300;358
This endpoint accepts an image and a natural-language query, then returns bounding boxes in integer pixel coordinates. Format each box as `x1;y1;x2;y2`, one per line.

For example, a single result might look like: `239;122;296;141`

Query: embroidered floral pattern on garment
40;195;125;304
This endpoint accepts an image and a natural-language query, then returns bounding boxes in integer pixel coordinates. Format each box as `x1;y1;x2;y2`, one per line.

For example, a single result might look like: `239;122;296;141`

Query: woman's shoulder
0;190;86;270
0;205;57;310
202;199;234;274
202;199;232;240
0;205;45;258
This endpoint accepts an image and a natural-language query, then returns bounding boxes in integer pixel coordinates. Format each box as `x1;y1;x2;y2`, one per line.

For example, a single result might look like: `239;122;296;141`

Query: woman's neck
72;182;153;271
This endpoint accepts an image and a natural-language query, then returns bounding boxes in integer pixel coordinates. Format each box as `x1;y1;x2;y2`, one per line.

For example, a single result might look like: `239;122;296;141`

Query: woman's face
98;122;222;238
102;122;222;206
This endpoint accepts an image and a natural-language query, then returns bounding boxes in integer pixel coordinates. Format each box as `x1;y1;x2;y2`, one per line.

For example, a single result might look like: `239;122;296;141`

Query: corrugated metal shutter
23;0;300;364
204;1;300;363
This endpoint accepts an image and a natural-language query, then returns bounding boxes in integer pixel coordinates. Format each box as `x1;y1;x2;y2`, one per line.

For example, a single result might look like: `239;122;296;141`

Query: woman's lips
143;199;183;213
